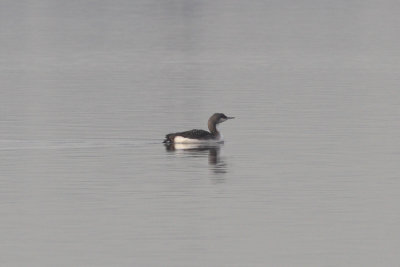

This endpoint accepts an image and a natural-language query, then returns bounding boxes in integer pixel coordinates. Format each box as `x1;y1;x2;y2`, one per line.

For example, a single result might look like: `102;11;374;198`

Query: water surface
1;1;400;266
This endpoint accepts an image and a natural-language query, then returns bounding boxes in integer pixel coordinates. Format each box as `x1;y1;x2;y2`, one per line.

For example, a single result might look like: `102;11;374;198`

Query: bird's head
210;113;235;124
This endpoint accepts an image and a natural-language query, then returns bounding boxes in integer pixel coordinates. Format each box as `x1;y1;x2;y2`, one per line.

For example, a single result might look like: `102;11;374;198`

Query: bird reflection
165;143;228;177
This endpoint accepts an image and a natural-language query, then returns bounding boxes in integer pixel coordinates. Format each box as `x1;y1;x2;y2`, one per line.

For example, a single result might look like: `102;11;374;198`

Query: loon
163;113;234;144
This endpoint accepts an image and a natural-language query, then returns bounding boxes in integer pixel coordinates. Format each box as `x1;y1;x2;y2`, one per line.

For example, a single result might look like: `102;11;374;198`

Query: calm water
1;1;400;266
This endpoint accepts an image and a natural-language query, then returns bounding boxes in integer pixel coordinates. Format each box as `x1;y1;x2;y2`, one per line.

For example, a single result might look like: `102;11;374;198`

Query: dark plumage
163;113;234;144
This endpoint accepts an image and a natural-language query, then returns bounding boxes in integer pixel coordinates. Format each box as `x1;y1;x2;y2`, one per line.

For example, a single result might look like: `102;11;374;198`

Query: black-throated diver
163;113;234;144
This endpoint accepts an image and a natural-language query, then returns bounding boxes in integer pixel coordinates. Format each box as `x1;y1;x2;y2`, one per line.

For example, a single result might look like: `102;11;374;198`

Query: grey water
1;0;400;266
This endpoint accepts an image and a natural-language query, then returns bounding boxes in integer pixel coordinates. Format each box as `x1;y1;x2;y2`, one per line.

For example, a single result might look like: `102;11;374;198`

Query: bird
163;113;234;144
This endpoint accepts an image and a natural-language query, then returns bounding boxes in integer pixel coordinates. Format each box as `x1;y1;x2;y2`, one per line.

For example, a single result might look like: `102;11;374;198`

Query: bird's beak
227;117;235;119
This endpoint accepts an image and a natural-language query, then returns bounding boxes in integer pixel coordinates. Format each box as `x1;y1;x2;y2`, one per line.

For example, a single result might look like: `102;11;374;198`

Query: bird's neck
208;121;219;136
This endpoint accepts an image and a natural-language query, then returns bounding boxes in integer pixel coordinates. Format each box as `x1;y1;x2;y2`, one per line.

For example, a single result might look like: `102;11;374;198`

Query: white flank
174;134;224;144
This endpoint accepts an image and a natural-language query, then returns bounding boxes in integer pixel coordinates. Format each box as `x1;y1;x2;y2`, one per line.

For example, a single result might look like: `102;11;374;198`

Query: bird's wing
177;129;212;139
